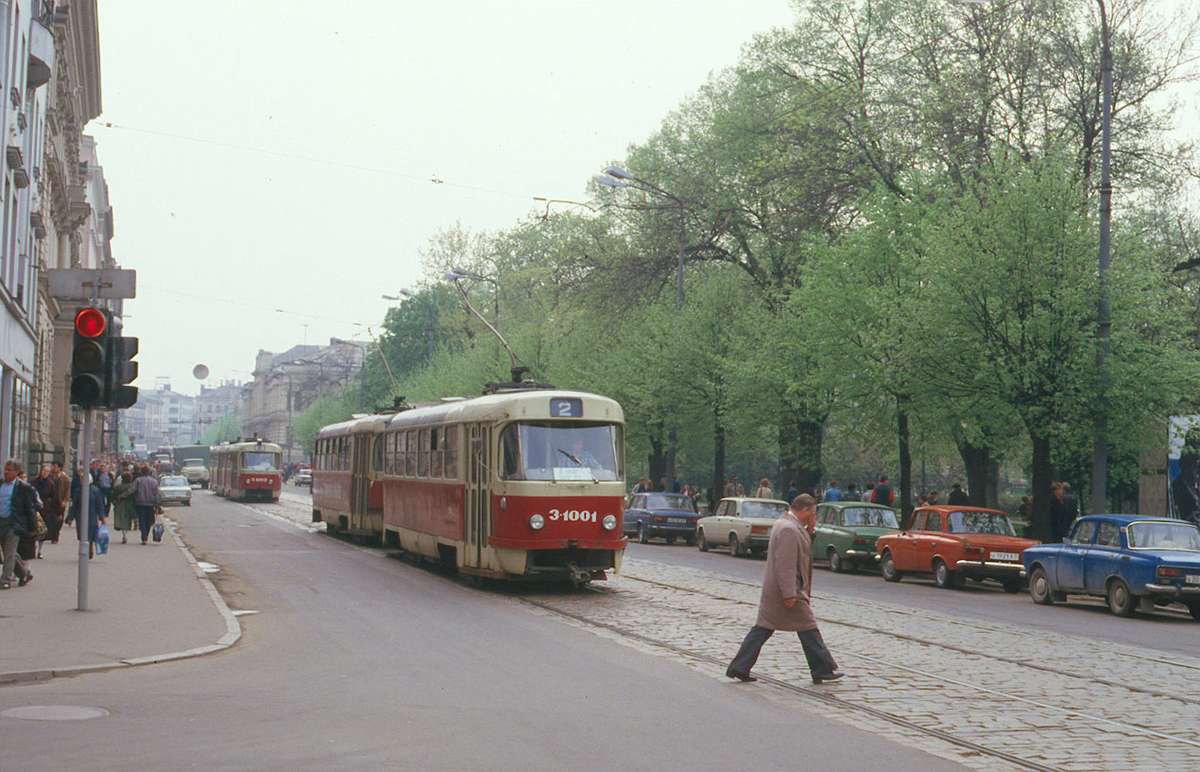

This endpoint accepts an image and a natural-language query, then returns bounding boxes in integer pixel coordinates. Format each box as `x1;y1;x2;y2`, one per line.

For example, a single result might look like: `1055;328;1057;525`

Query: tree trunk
986;458;1001;509
648;423;666;491
711;414;725;514
958;438;991;508
1029;429;1054;543
897;400;913;525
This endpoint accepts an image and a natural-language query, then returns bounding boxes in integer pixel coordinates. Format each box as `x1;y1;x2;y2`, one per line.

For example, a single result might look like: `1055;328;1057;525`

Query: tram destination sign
48;268;137;300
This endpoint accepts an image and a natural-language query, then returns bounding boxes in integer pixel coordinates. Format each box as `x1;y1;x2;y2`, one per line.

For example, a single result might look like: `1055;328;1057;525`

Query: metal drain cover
3;705;110;721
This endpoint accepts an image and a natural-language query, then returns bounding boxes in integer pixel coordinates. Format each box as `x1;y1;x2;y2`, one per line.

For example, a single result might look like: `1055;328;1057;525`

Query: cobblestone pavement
520;557;1200;772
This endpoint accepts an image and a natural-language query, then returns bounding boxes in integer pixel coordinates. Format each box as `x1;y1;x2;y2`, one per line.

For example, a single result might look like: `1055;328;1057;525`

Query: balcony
27;20;55;90
29;212;46;240
6;145;23;170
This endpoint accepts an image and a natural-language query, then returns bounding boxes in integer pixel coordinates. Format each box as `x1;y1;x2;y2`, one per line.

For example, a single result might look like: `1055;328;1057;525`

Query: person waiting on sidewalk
0;459;39;589
822;481;842;502
947;482;969;506
111;472;136;544
65;472;107;559
726;494;844;685
755;478;774;499
124;465;162;545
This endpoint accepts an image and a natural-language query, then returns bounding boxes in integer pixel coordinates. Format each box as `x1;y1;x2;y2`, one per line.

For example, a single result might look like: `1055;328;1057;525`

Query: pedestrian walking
822;481;842;502
124;465;162;544
784;481;799;505
0;459;39;589
927;490;939;505
842;483;860;502
1062;482;1080;520
32;465;61;558
724;476;745;497
873;476;895;507
726;494;843;685
947;483;969;506
111;472;136;543
631;476;648;494
65;473;107;559
755;478;774;499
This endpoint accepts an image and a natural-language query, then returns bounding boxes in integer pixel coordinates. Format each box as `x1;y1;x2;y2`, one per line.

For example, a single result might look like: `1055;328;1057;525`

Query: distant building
121;384;195;452
241;339;366;462
195;381;242;443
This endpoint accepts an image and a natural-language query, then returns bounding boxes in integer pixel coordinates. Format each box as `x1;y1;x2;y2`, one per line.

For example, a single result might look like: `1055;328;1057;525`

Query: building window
10;377;29;464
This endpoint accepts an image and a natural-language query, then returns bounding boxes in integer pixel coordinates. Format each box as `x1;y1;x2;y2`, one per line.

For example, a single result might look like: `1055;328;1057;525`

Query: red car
877;506;1039;592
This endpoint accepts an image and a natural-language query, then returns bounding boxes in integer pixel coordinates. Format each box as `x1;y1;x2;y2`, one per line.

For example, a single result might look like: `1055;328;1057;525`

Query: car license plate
1186;575;1200;585
991;552;1019;562
668;518;689;524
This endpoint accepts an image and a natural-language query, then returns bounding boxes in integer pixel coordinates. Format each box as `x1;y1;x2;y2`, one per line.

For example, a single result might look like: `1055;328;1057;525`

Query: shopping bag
95;524;110;555
152;520;164;543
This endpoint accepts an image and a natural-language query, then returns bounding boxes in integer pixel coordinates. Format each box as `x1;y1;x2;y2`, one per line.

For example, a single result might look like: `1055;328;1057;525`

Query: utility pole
1091;0;1113;517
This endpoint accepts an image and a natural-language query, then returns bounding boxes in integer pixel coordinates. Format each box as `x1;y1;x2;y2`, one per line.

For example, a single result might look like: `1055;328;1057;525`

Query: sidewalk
0;520;239;684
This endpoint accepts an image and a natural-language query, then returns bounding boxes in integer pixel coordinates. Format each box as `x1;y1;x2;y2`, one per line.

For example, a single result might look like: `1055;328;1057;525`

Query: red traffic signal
75;308;107;338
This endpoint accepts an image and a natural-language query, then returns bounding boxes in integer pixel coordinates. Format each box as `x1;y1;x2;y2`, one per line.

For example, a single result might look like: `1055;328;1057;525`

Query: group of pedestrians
0;456;164;591
820;476;896;506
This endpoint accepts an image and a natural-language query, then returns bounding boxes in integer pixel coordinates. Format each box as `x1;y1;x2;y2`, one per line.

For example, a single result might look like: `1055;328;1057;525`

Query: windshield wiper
556;449;598;482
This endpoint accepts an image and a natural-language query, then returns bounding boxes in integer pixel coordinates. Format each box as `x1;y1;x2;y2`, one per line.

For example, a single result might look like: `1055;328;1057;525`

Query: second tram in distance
312;389;627;583
211;439;284;502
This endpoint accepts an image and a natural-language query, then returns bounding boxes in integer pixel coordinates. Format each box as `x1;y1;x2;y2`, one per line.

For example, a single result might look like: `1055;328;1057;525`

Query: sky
92;0;801;395
91;1;1196;397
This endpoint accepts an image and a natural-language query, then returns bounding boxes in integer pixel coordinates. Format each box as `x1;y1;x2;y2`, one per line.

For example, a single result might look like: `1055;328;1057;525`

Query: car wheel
1106;579;1137;617
729;533;742;557
828;547;845;573
1188;603;1200;621
1028;567;1054;605
933;559;960;589
638;523;649;544
697;529;709;552
881;551;903;582
1000;577;1021;594
665;535;676;546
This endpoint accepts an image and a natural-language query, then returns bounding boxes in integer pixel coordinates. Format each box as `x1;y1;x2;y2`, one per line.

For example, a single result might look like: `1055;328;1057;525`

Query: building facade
195;381;242;445
242;339;366;462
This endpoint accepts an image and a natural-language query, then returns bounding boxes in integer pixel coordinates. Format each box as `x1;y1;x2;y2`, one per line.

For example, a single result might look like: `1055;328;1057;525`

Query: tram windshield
242;452;280;472
500;421;621;482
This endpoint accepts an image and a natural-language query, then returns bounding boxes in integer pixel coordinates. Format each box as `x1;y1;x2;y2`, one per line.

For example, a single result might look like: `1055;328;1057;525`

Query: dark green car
813;501;901;573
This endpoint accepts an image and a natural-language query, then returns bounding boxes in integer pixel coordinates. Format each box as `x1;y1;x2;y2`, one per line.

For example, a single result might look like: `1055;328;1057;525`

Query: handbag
95;524;110;555
152;518;164;542
32;512;49;541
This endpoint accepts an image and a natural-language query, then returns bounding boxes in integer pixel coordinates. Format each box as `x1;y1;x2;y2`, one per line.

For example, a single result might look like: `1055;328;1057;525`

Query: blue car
624;492;698;545
1022;514;1200;619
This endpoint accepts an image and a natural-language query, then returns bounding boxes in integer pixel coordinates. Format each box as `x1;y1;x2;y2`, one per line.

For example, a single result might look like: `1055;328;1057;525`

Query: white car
695;497;789;556
294;468;312;487
159;475;193;507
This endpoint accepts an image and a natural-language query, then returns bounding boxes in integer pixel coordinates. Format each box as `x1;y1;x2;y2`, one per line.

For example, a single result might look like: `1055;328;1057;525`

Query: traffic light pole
76;409;93;611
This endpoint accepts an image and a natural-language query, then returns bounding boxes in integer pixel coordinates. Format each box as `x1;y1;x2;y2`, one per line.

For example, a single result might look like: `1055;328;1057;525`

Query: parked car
1022;515;1200;619
159;475;193;507
876;506;1038;592
294;467;312;487
623;492;698;544
813;501;900;573
696;497;789;557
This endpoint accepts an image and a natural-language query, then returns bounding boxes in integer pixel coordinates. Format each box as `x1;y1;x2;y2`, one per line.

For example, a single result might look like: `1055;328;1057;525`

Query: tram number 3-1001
547;509;598;523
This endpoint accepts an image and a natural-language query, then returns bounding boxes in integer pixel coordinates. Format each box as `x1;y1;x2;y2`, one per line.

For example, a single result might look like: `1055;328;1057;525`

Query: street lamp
382;289;435;364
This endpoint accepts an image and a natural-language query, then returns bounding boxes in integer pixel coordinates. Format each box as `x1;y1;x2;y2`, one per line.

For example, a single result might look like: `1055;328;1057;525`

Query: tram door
465;424;491;568
351;433;370;531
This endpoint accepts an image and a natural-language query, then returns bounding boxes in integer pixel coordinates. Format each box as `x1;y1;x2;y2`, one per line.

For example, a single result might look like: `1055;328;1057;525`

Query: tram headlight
529;514;546;531
602;514;617;531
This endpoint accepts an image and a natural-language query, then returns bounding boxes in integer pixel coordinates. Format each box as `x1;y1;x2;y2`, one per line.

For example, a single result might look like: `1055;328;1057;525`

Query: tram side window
430;428;444;478
387;433;397;476
403;430;414;476
339;438;348;471
373;435;384;474
418;428;430;477
445;427;458;479
394;432;404;477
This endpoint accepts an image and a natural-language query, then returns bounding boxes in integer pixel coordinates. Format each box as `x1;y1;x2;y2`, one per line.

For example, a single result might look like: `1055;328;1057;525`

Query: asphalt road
623;540;1200;658
2;492;968;772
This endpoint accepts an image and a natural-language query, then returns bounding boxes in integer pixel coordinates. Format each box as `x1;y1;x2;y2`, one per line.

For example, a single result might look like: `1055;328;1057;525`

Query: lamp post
382;289;435;364
1092;0;1114;516
599;164;688;486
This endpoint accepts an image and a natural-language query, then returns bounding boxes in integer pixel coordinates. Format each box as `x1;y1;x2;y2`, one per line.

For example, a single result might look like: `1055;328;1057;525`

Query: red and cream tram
311;414;388;538
312;389;626;582
211;440;283;502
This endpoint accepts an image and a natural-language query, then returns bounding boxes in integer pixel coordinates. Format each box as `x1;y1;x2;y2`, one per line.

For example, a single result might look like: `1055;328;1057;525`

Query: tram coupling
567;562;592;588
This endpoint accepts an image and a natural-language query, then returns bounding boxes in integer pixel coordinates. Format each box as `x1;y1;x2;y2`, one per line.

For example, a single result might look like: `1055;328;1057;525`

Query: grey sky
92;0;1195;396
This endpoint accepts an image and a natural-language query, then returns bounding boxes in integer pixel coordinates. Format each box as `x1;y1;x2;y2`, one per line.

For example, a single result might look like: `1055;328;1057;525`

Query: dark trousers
729;625;838;678
135;505;156;542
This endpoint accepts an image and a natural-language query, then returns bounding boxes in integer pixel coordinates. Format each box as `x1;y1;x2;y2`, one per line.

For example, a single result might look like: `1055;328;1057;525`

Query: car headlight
602;514;617;531
529;514;545;530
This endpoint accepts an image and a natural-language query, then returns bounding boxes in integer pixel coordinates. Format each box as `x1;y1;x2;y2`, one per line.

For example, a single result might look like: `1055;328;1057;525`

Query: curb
0;518;241;686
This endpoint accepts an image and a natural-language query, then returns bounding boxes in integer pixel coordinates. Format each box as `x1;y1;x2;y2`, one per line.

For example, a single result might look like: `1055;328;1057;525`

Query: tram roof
384;389;624;430
316;413;391;440
212;440;284;453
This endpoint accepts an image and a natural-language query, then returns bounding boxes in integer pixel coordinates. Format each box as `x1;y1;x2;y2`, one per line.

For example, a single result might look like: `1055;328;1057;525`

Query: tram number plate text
1186;574;1200;585
547;509;597;523
990;552;1019;562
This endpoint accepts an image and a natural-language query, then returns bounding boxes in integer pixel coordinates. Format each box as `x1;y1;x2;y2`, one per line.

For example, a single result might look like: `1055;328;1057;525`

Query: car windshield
500;421;621;481
842;507;899;528
743;501;788;519
947;511;1016;535
182;459;204;467
161;476;188;487
1128;522;1200;552
243;452;279;471
643;493;691;510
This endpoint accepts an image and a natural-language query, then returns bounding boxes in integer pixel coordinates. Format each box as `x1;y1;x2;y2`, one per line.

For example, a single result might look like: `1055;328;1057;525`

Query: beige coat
755;511;817;632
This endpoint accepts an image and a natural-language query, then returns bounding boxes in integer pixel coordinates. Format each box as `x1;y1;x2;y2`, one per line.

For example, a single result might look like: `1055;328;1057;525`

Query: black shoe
18;573;32;587
812;671;844;684
725;667;757;682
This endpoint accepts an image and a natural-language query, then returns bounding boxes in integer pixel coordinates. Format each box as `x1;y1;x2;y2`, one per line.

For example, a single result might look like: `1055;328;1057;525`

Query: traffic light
70;308;109;408
107;327;139;409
